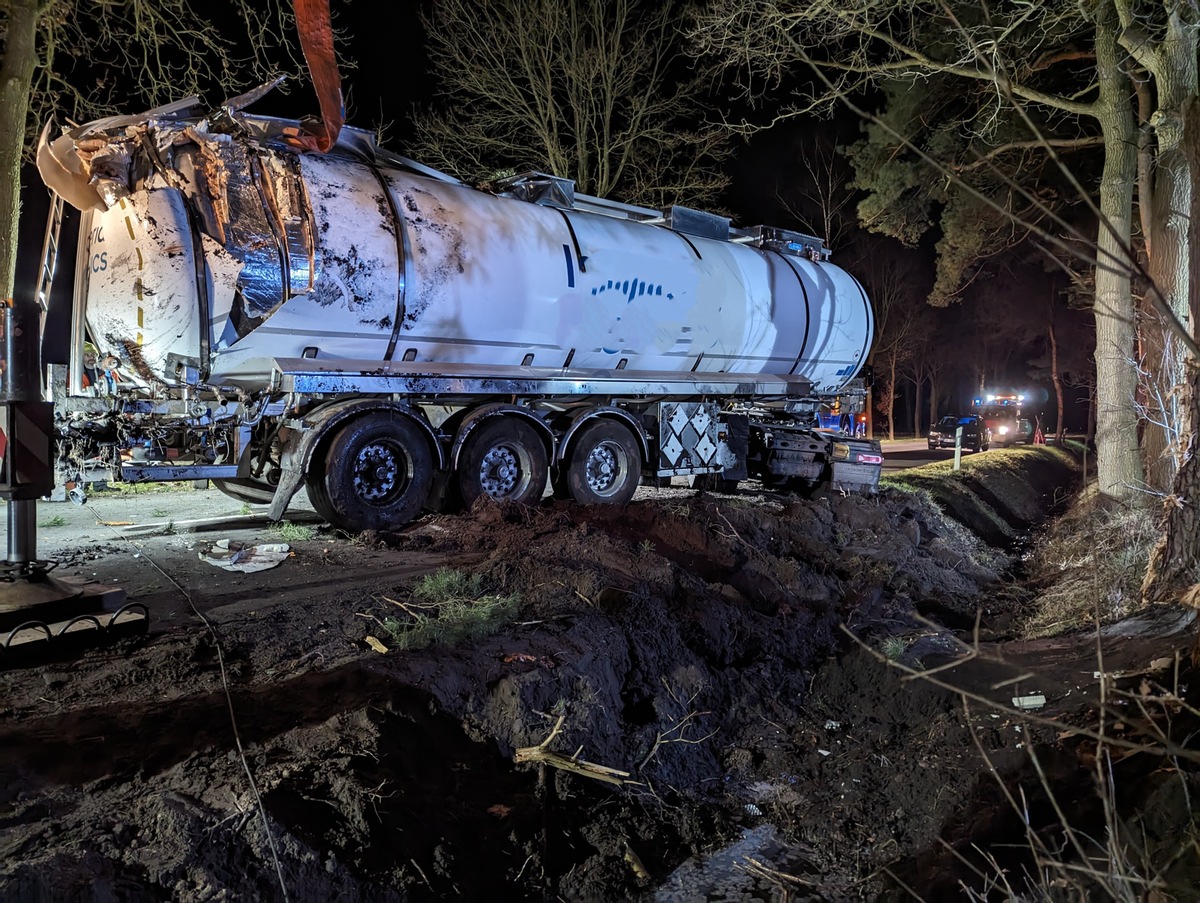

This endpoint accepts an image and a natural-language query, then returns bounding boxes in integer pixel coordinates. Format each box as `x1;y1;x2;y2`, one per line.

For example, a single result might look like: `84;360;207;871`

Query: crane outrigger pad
0;573;145;668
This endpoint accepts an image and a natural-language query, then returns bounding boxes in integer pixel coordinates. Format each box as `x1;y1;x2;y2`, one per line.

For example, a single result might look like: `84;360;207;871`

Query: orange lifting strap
288;0;345;153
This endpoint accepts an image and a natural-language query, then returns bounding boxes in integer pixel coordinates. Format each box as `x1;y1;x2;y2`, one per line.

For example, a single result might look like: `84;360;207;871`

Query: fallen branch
736;855;818;888
513;715;631;786
638;707;716;771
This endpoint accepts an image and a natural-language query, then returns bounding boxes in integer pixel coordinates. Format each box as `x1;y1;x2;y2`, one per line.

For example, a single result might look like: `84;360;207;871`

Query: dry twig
513;715;631;786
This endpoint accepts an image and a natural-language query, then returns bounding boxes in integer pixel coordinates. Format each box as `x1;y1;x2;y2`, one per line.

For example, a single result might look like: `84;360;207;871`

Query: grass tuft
38;514;67;528
1020;484;1159;637
880;635;911;661
382;567;519;651
272;522;315;542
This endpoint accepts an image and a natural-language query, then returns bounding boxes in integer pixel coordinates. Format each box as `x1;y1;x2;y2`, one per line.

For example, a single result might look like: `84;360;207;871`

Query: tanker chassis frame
51;357;881;532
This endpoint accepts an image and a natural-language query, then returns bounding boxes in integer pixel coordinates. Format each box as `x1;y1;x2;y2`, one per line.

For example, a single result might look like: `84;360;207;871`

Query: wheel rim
352;440;409;504
477;443;531;499
584;440;627;497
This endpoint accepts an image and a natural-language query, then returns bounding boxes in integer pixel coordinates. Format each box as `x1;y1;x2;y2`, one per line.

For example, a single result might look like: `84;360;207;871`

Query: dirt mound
20;449;1193;901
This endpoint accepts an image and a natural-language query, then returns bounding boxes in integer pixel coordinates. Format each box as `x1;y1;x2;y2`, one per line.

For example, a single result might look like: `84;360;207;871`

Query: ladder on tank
36;192;65;316
35;192;64;402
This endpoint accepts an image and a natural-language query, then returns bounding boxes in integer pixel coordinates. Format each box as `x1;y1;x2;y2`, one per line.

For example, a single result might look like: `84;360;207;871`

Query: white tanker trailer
34;98;881;532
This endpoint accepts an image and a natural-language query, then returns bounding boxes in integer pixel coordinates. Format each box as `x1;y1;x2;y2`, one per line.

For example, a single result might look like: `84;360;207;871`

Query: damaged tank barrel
35;98;882;533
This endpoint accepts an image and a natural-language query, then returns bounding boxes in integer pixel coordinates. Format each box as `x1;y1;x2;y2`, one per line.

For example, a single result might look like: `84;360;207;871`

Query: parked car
928;414;992;452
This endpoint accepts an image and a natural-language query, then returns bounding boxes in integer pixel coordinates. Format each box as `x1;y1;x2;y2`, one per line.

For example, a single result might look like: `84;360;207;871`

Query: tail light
855;452;883;464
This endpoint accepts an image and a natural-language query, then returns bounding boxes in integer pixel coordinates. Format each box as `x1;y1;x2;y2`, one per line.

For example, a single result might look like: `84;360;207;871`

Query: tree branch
954;136;1106;171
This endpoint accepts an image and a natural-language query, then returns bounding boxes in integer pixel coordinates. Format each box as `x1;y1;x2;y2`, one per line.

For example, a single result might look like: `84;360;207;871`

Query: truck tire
308;413;434;532
563;420;641;506
213;477;275;505
458;418;548;508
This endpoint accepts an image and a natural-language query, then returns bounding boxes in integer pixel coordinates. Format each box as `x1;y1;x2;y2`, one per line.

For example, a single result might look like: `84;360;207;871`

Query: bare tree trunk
887;357;897;441
911;375;922;438
1049;322;1065;442
1122;2;1197;495
928;378;939;429
1143;95;1200;605
1092;6;1143;501
865;384;874;440
0;0;42;305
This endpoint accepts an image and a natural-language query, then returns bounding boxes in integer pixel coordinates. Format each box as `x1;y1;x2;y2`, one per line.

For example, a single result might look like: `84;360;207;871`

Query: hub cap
478;445;524;498
352;441;406;504
585;441;624;497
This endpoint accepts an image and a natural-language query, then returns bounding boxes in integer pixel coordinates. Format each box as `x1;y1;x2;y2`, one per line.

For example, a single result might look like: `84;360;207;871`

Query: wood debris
513;715;631;786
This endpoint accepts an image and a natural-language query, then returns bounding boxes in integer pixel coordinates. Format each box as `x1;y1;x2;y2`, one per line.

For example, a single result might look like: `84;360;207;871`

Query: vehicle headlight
998;425;1008;434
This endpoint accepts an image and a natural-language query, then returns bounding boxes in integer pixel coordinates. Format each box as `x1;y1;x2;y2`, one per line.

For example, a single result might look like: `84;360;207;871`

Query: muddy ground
2;448;1199;901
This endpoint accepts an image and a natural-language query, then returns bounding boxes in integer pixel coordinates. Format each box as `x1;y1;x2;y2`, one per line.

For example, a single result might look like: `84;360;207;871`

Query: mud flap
716;413;750;482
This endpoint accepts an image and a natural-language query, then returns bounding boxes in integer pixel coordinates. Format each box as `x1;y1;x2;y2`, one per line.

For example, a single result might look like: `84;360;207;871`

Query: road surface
879;438;989;471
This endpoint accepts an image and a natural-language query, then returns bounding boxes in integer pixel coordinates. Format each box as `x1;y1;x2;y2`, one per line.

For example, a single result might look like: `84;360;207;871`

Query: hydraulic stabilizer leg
0;297;139;661
7;498;36;565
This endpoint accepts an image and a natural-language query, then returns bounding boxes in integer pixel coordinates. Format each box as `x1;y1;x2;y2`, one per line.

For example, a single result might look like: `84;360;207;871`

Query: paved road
879;438;989;471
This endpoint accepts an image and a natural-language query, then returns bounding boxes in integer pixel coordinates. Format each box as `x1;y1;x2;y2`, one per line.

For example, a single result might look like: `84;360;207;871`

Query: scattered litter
1011;694;1046;711
743;803;762;816
824;719;841;731
200;539;291;572
1096;657;1177;681
817;749;832;757
364;635;389;654
502;652;538;664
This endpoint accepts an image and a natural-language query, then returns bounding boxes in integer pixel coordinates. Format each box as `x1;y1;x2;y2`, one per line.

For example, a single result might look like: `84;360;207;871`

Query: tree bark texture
1136;7;1197;493
1142;96;1200;605
0;0;43;305
1092;6;1144;501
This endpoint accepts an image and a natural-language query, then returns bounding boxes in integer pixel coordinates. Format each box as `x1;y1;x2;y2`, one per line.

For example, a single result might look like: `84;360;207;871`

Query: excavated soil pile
3;446;1197;900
